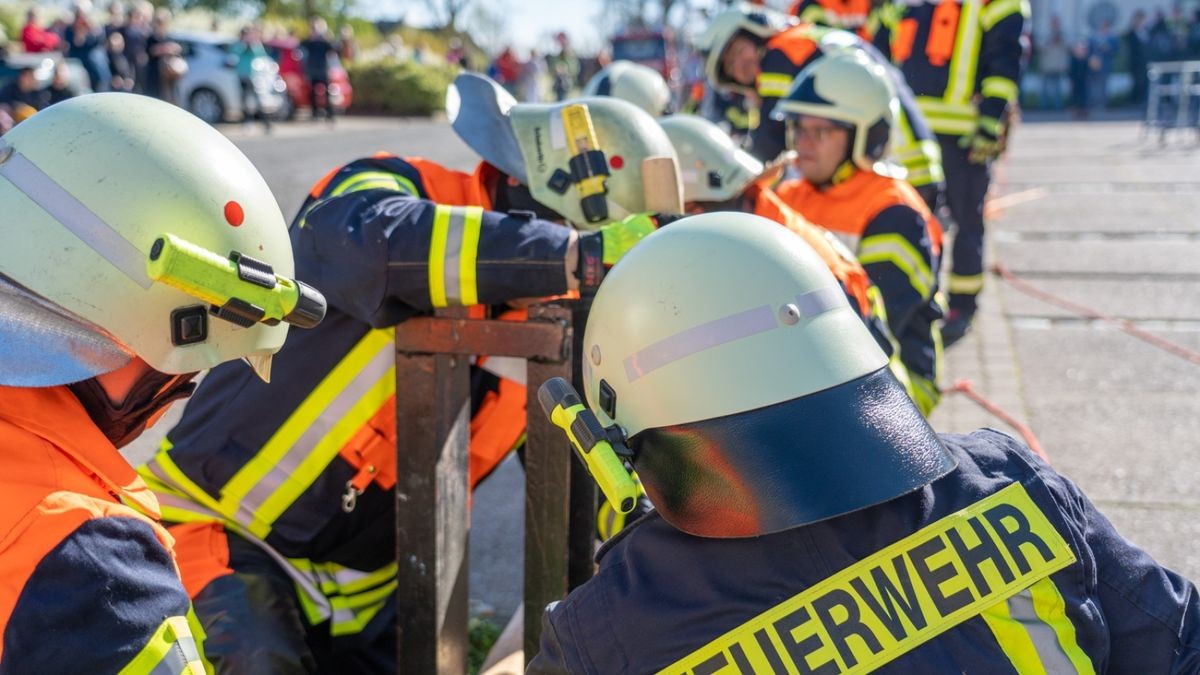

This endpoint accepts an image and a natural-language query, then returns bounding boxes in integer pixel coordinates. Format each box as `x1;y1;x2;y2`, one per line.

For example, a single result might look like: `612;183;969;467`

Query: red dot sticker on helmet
224;200;245;227
610;155;625;170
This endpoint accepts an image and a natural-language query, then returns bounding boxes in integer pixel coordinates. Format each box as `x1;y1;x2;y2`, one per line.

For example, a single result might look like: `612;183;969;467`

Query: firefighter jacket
789;0;895;46
890;0;1028;138
0;385;208;674
529;429;1200;674
776;170;943;413
139;155;575;638
752;24;944;192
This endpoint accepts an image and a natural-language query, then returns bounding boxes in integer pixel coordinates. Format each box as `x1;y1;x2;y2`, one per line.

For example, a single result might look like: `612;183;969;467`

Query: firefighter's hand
599;213;659;266
959;117;1005;165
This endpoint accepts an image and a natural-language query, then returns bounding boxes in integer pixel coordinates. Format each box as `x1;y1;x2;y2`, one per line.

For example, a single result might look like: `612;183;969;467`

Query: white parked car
172;31;287;124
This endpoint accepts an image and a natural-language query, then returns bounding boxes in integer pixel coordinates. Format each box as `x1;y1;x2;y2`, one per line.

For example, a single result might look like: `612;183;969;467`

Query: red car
264;37;352;118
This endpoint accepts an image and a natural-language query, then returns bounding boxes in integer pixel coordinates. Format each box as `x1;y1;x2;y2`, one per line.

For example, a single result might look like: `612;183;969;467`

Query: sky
361;0;743;56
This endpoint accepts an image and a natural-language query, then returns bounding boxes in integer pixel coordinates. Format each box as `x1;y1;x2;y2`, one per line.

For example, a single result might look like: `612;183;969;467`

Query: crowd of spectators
487;32;580;103
1033;4;1200;117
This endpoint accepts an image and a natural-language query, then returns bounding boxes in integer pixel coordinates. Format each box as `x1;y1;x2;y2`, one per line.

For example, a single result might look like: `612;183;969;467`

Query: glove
577;213;663;291
959;116;1005;165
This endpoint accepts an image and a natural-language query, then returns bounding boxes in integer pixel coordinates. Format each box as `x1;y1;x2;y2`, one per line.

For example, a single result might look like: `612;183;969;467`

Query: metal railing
1144;61;1200;137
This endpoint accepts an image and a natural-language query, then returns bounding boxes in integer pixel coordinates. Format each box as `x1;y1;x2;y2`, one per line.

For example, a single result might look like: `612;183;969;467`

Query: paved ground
126;112;1200;629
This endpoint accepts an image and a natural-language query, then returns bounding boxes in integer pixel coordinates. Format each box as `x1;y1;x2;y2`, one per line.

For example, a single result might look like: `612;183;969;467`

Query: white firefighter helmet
583;60;673;118
695;2;797;93
772;47;897;173
0;93;299;386
582;212;954;537
659;114;765;203
447;72;683;229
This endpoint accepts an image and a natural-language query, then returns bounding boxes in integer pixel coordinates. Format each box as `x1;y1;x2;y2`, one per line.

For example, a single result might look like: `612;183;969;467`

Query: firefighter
774;49;943;414
583;59;673;117
789;0;896;46
0;94;322;672
890;0;1028;344
139;73;683;672
528;212;1200;674
696;2;944;211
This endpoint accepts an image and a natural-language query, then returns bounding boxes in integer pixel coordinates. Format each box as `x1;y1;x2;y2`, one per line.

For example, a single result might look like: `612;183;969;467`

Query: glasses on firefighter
789;120;848;144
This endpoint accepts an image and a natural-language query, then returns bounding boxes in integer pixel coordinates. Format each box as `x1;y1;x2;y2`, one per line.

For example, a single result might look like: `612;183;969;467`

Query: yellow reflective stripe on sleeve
428;205;484;307
799;5;826;24
458;206;483;306
329;579;397;636
916;97;977;118
947;0;983;105
981;0;1029;30
978;115;1003;136
980;592;1048;674
429;205;452;307
948;273;986;295
859;233;935;299
118;615;205;675
757;72;793;98
982;76;1020;103
185;606;214;675
657;482;1077;675
928;117;979;136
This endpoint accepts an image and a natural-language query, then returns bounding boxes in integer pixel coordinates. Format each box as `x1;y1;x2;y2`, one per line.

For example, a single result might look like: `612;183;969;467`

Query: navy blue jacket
529;430;1200;673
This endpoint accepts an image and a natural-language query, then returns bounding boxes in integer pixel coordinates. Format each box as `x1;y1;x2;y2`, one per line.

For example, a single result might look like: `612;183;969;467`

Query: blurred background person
21;8;61;53
301;17;336;123
145;8;182;104
234;25;272;133
1126;9;1149;105
65;2;111;93
105;31;133;92
1039;16;1070;111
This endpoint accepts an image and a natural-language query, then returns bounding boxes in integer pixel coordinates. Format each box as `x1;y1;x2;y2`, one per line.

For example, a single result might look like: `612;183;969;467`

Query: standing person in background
104;1;125;39
123;2;151;94
338;25;356;63
522;49;547;102
549;31;580;101
301;18;336;124
234;25;272;133
1126;9;1149;105
21;8;62;53
65;3;112;93
891;0;1027;345
1087;20;1118;111
48;60;78;104
145;9;182;105
1039;16;1070;111
1068;40;1091;119
106;31;133;92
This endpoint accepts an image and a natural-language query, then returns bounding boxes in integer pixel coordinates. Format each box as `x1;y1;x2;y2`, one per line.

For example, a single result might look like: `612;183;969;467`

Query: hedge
347;59;457;116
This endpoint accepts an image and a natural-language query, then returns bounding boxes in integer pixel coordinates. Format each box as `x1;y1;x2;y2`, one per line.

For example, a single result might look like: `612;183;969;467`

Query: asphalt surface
125;113;1200;628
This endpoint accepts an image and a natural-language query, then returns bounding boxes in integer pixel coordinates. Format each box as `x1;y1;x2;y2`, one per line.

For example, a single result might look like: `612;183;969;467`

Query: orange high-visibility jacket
0;385;206;673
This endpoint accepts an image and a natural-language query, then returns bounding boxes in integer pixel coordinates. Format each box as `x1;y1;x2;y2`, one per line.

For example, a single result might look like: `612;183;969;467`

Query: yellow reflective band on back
329;171;420;198
916;97;977;119
245;330;397;538
981;592;1047;673
981;0;1029;31
859;233;935;299
757;73;793;98
217;328;395;536
982;77;1020;103
657;482;1077;675
429;205;452;307
118;615;206;675
947;0;983;105
1028;578;1096;674
948;273;985;295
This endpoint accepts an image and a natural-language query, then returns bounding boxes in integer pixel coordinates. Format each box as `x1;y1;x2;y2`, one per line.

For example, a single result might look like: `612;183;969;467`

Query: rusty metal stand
394;304;587;672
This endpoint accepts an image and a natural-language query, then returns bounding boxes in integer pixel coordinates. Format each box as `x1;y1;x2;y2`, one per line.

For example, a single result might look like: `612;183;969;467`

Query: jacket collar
0;385;161;518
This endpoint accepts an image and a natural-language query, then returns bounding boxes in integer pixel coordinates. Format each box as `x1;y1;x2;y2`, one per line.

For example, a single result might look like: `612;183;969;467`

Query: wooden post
394;305;576;670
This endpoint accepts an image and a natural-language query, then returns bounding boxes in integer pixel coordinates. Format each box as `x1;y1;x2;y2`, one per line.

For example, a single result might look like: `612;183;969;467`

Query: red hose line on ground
943;379;1049;461
992;262;1200;366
